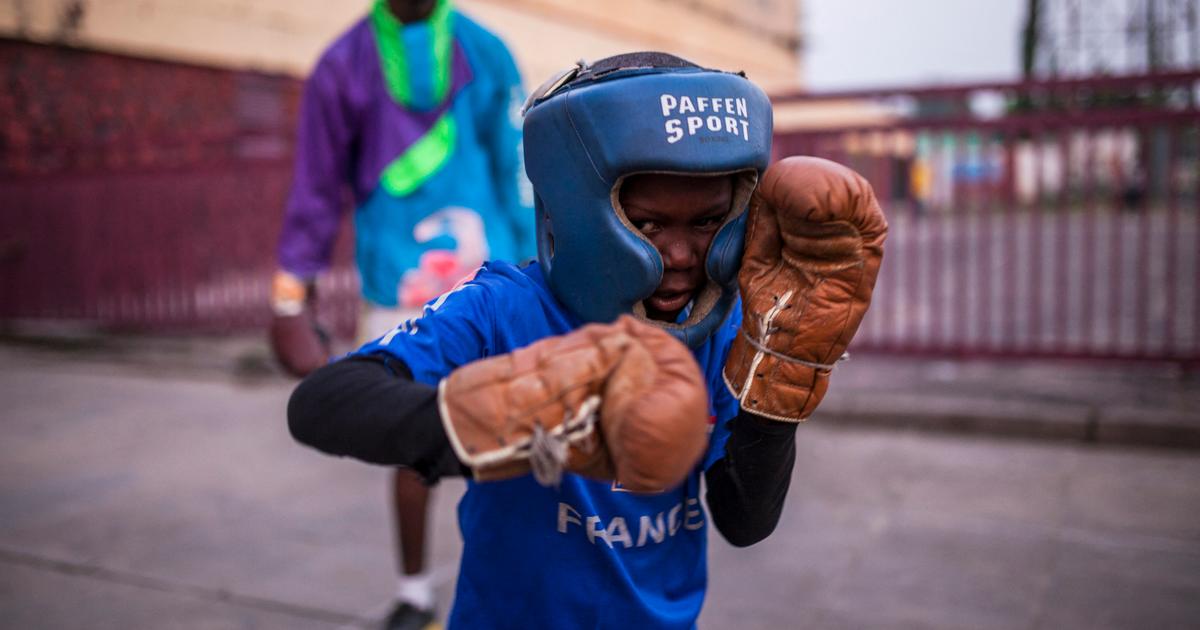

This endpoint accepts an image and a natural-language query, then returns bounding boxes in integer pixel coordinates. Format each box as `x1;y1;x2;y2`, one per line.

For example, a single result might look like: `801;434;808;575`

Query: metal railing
2;38;1197;363
774;72;1200;363
0;38;360;338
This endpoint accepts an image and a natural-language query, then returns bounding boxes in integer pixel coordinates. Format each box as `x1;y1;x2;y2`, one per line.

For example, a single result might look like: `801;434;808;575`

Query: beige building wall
0;0;802;91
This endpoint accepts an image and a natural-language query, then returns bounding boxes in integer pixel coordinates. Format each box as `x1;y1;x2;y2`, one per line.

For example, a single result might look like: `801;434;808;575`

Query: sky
802;0;1028;90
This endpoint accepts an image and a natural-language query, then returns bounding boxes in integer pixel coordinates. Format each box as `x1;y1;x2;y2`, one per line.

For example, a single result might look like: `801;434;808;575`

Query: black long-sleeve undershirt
287;353;796;545
703;412;796;546
287;355;464;480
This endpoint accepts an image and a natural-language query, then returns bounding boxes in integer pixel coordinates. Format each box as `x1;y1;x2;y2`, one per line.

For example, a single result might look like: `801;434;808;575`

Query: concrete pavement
705;427;1200;629
0;335;1198;629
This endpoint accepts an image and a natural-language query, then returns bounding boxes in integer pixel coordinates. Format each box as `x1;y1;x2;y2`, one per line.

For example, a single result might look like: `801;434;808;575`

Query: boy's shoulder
470;260;544;291
457;260;555;312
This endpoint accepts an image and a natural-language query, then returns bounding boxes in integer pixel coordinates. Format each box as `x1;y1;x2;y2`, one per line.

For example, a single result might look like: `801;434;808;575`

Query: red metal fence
2;38;1197;363
774;72;1200;364
0;38;360;338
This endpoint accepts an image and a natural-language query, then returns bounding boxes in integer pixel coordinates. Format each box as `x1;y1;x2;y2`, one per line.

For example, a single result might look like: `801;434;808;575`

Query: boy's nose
659;237;700;270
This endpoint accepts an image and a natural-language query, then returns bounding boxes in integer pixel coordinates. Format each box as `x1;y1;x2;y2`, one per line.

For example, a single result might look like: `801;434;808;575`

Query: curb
3;329;1197;451
816;396;1200;450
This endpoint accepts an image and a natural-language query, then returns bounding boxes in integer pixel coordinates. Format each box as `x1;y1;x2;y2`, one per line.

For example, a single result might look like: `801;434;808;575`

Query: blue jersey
355;260;741;629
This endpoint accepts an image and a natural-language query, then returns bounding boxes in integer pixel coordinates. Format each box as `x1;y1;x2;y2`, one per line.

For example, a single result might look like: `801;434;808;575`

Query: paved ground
1;337;1198;629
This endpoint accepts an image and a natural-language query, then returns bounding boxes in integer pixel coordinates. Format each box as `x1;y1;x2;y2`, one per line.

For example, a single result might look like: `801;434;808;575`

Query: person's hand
438;315;709;493
724;157;888;422
268;270;331;378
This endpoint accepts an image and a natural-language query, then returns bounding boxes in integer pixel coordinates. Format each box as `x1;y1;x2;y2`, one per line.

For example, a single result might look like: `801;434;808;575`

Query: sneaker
382;602;441;630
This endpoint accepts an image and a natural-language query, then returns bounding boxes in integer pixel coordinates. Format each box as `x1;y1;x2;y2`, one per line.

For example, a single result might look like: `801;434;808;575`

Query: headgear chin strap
523;53;773;348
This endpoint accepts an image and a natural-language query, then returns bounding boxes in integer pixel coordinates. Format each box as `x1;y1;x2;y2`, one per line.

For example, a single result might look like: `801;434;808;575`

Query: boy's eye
695;215;724;230
635;220;661;234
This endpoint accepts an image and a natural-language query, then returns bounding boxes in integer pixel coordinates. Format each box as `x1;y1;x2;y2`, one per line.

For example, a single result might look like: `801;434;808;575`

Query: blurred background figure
267;1;532;628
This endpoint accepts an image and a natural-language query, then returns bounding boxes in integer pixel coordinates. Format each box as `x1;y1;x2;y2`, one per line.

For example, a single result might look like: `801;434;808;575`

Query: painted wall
0;0;803;90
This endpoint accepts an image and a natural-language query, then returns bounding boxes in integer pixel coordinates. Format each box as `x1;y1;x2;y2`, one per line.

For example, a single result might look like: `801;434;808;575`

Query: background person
268;1;533;628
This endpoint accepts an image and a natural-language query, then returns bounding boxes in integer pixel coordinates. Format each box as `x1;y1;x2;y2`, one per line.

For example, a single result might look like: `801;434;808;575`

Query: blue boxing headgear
522;52;773;348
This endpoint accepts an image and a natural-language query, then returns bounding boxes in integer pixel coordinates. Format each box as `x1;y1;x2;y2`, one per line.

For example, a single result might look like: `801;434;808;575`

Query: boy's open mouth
646;289;693;315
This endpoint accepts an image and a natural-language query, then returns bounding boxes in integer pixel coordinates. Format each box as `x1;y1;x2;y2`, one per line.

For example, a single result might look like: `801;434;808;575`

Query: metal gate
0;38;360;338
2;39;1197;362
774;73;1200;363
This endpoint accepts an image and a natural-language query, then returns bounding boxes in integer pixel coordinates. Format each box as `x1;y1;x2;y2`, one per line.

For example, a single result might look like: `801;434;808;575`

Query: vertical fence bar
1134;123;1152;356
1191;123;1200;361
953;129;971;351
907;130;924;350
1107;127;1126;356
1080;127;1099;355
927;129;945;351
1054;128;1072;353
998;124;1017;352
889;131;907;351
1002;127;1020;352
979;126;999;353
865;132;890;349
1028;124;1044;352
1162;124;1178;358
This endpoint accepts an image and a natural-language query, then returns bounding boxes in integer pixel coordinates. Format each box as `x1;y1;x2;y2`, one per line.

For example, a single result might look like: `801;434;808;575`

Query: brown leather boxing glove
269;270;331;378
438;315;709;492
724;157;888;422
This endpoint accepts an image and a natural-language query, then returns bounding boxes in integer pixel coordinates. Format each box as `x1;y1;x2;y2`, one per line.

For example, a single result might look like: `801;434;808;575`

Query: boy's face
620;173;733;322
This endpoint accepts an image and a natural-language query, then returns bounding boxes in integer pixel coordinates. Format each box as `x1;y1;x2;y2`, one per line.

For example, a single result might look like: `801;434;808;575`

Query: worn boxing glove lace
528;395;601;487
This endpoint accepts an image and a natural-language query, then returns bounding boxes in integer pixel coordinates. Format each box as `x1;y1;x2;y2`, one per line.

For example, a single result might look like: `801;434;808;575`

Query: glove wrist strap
740;330;848;372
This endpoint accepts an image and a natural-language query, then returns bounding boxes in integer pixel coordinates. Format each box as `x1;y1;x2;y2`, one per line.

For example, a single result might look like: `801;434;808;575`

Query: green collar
369;0;454;108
